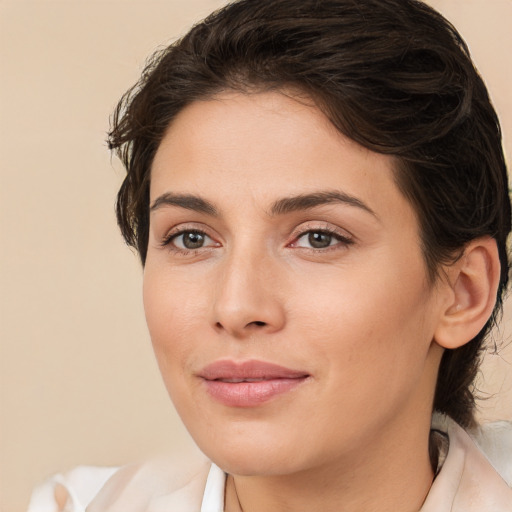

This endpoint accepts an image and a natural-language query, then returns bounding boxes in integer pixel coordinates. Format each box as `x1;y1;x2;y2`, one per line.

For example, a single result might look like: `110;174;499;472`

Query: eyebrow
150;193;218;215
269;191;377;217
150;190;376;218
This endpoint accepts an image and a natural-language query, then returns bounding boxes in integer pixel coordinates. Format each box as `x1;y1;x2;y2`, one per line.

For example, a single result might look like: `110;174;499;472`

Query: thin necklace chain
230;475;244;512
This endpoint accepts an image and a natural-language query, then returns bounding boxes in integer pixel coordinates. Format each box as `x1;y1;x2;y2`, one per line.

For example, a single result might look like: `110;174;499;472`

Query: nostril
214;320;267;331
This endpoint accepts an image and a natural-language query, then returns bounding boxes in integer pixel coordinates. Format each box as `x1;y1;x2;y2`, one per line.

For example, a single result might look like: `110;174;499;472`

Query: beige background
1;1;511;511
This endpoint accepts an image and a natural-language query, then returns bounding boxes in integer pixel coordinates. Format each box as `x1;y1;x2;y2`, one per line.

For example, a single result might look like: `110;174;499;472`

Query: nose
211;248;286;339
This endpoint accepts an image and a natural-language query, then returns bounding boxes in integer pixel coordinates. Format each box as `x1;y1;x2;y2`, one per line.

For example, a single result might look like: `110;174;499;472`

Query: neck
225;413;434;512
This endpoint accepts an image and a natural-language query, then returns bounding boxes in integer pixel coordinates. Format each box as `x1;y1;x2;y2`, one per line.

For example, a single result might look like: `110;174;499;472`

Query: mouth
198;359;310;407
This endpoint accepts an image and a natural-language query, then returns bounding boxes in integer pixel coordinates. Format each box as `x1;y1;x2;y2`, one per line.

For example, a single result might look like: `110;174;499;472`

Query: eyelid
160;223;221;249
167;231;215;250
287;222;354;248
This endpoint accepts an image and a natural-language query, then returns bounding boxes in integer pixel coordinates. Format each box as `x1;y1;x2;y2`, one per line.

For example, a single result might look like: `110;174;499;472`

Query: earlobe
434;237;500;350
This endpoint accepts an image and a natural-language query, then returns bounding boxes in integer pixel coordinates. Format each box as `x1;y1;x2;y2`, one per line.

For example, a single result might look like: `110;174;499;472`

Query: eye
168;230;215;250
302;231;335;249
292;229;352;249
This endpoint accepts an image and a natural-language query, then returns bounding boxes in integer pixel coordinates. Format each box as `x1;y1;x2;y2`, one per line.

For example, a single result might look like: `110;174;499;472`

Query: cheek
143;269;200;365
142;270;204;417
292;258;434;380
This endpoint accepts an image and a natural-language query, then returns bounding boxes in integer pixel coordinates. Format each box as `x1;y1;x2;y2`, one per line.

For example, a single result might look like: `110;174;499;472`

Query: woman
29;0;512;510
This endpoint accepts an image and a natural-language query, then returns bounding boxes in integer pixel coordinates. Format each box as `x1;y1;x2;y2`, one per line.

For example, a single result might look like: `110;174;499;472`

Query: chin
205;448;304;477
190;425;320;477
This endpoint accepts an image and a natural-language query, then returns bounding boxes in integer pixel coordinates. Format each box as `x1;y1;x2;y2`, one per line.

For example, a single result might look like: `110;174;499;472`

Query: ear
434;237;501;350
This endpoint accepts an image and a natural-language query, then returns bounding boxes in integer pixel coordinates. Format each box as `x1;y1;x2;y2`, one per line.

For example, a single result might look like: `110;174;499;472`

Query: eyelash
160;225;354;255
161;228;217;254
289;226;354;251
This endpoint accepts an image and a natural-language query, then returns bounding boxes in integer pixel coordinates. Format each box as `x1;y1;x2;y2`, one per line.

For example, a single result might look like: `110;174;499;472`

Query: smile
198;360;310;407
218;378;274;383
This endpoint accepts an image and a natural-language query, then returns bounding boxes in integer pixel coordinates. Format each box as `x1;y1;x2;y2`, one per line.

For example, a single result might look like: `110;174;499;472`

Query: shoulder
28;448;211;512
422;413;512;512
473;419;512;486
27;466;118;512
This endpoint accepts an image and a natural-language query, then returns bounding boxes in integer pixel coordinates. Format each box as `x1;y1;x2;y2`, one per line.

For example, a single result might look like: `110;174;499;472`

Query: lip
198;359;310;407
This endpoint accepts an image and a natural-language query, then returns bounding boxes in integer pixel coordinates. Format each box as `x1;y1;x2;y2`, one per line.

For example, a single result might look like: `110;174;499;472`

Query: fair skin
143;91;499;512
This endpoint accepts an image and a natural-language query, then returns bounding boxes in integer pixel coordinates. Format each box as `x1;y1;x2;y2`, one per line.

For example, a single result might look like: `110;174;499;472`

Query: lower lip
203;377;308;407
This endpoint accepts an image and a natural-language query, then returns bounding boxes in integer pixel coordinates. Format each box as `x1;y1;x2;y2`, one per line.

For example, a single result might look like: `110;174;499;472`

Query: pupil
308;232;331;248
183;232;204;249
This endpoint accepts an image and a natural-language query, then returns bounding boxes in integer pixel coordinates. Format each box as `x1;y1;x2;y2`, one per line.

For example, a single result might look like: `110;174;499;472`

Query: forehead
150;91;410;222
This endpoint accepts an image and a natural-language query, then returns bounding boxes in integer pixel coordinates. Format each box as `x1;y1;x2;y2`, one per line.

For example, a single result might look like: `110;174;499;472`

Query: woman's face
144;91;448;476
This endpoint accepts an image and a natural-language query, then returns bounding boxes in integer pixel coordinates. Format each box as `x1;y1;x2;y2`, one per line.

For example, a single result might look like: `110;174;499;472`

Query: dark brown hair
108;0;511;428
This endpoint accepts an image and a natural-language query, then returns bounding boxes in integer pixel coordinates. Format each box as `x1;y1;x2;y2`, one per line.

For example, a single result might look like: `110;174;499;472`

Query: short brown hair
108;0;511;428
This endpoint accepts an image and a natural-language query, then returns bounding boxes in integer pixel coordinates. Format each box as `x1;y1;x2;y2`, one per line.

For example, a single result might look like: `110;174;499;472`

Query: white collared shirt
28;414;512;512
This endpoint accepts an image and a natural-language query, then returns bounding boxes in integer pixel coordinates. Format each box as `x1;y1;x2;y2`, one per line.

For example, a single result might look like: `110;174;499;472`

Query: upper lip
198;359;309;381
